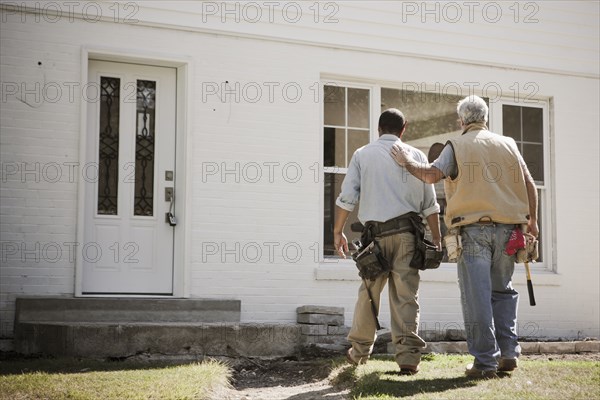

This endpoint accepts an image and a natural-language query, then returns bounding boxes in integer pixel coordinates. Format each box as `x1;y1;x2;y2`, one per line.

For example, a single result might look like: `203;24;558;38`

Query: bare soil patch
225;357;349;400
223;353;599;400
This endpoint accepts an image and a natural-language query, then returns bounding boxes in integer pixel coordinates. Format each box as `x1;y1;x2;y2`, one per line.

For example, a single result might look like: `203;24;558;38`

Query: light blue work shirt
336;134;440;223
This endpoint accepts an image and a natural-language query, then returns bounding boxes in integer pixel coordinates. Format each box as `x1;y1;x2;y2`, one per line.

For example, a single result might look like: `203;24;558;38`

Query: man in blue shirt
334;108;441;374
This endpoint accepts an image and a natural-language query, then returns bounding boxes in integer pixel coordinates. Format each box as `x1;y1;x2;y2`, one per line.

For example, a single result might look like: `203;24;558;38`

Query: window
322;84;370;257
320;82;552;269
499;103;549;263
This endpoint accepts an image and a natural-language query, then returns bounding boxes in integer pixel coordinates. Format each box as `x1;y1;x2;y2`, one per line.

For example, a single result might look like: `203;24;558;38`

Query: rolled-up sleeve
335;152;361;212
421;188;440;217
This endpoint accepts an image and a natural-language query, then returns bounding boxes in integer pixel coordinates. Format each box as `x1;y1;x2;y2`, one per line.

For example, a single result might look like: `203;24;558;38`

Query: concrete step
15;296;241;324
14;322;301;358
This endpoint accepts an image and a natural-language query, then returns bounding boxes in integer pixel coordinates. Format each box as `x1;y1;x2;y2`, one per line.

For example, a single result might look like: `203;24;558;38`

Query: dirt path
224;358;349;400
221;353;600;400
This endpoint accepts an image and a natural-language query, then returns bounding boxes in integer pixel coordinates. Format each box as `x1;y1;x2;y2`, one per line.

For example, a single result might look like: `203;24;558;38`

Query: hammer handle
524;262;536;306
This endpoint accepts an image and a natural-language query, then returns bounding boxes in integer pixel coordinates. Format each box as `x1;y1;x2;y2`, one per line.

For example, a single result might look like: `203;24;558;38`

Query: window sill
315;262;562;286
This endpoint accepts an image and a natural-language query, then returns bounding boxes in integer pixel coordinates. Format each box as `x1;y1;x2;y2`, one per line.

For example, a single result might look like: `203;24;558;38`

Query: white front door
82;60;176;295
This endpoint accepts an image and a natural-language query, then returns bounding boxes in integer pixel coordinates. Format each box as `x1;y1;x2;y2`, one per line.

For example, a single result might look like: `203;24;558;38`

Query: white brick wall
1;4;599;341
135;1;600;77
0;7;82;337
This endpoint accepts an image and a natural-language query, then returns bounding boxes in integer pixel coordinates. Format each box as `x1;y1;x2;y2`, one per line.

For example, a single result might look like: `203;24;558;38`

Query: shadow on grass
351;371;480;398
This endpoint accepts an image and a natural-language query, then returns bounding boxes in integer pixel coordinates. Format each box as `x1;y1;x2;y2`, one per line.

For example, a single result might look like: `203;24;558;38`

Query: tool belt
362;214;415;240
351;214;415;281
352;213;442;279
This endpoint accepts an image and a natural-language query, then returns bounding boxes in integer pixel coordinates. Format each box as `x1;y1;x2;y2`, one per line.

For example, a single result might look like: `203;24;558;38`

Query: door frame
75;46;193;298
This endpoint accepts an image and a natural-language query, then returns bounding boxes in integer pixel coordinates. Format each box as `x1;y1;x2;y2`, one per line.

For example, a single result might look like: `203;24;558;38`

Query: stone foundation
296;305;350;352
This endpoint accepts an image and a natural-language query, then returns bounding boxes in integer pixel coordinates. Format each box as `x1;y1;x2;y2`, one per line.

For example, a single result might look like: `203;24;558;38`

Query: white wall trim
315;263;562;286
2;3;597;80
74;49;89;297
75;45;193;298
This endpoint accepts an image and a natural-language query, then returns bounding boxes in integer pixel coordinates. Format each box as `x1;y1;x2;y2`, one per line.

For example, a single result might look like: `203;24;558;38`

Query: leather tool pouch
410;237;443;270
515;232;539;263
444;227;462;262
408;214;443;270
415;238;444;270
506;226;539;263
352;240;391;281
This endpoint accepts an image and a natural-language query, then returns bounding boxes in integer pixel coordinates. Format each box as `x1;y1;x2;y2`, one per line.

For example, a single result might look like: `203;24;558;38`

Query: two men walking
335;95;538;378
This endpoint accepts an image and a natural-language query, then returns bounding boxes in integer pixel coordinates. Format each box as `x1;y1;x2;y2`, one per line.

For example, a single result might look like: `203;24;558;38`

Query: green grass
329;354;600;400
0;357;231;400
2;354;598;399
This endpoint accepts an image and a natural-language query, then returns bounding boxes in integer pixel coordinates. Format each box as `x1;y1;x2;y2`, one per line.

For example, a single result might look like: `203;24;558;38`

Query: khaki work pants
347;232;426;366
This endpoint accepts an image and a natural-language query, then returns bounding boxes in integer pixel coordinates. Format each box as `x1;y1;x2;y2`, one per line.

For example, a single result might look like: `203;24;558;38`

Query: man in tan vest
390;95;538;379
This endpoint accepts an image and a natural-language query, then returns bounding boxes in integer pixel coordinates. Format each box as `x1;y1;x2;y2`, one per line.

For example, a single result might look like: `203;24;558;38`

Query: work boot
399;365;419;375
346;348;368;365
498;358;518;372
465;363;498;379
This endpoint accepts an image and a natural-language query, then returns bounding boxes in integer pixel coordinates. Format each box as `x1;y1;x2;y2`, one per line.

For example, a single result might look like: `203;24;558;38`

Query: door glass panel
97;77;120;215
134;80;156;216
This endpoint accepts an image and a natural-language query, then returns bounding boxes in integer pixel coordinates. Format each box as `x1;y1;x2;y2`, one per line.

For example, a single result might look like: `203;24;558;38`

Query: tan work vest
444;130;530;229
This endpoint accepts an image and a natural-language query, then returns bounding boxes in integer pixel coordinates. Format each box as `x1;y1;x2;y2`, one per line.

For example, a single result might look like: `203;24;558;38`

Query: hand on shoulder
391;143;413;167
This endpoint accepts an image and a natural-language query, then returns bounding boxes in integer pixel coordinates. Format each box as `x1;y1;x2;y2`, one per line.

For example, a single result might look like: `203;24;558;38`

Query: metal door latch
167;212;177;226
165;187;177;226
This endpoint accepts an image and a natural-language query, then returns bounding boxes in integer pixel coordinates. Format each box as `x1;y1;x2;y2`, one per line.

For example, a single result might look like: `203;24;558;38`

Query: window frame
319;80;378;264
489;98;554;272
322;81;378;174
317;82;555;274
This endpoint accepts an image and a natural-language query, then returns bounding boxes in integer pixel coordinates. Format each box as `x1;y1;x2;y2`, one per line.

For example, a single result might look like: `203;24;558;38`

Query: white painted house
1;1;599;349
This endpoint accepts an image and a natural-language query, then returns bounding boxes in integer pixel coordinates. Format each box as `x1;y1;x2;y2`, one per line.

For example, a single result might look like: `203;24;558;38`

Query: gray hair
457;95;488;124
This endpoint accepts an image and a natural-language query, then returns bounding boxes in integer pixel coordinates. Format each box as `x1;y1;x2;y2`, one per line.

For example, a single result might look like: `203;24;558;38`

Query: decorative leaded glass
134;80;156;216
97;77;120;215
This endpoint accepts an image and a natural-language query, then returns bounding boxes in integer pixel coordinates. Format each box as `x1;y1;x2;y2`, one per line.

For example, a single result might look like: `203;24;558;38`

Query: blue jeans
458;223;521;371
